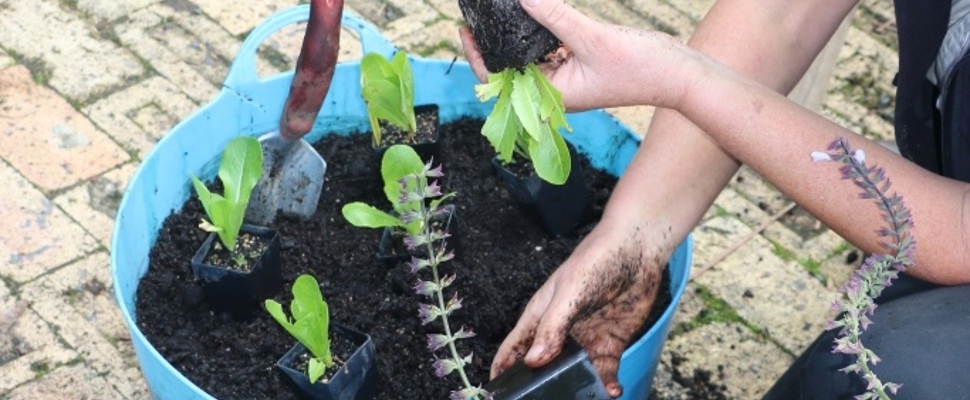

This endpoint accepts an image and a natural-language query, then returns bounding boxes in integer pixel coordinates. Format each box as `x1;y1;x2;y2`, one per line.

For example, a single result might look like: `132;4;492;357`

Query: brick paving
0;0;896;398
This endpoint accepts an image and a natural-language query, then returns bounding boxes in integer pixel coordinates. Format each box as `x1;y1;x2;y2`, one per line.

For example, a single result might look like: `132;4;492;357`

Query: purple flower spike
414;280;437;296
424;163;444;178
815;137;914;399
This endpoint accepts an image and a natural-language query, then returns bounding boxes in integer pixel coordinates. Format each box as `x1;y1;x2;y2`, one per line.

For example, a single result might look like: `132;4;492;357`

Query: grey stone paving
0;0;897;398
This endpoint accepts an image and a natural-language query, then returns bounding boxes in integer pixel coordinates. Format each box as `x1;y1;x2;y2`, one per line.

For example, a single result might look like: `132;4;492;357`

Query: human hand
459;0;696;112
490;213;666;398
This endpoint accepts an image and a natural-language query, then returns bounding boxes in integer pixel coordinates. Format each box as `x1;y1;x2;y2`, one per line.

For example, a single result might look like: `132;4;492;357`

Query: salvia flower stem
811;138;915;400
402;164;490;400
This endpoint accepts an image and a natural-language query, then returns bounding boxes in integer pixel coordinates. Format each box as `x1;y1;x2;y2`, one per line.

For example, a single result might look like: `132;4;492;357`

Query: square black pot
277;323;380;400
190;224;283;318
376;204;459;268
491;145;591;237
484;339;611;400
372;104;441;165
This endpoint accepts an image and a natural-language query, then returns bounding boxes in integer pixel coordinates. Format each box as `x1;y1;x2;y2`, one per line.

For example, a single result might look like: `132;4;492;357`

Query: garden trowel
246;0;344;226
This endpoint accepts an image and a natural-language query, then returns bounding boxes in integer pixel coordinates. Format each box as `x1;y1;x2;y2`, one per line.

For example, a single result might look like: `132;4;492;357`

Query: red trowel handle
279;0;344;140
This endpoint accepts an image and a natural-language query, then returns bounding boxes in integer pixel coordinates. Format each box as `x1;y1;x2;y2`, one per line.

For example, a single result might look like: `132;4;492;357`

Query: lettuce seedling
190;136;263;251
265;274;333;384
341;144;429;235
476;64;572;185
360;51;416;147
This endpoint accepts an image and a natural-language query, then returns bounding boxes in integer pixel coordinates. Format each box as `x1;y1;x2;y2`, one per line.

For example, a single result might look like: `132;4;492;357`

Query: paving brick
83;76;197;161
147;2;240;66
193;0;296;36
393;19;463;57
694;230;835;354
116;12;220;103
5;363;126;400
384;0;436;17
649;361;691;400
0;66;130;193
606;106;655;138
670;282;706;330
818;245;863;290
21;252;148;399
617;0;696;38
53;164;138;249
0;49;13;71
428;0;464;22
0;0;144;102
77;0;160;22
728;166;790;217
0;306;77;393
345;0;405;27
0;161;99;283
663;323;792;399
689;215;753;270
383;9;443;43
571;0;653;29
662;0;716;22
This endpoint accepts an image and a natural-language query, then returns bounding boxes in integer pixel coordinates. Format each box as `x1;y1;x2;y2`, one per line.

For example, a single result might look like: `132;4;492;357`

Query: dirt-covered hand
459;0;695;112
490;215;667;398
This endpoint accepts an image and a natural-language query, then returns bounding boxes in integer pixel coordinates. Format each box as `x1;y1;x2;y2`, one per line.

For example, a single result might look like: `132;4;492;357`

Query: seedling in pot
341;144;453;266
360;51;441;162
476;64;572;186
266;275;379;399
189;136;282;316
341;145;486;398
266;274;333;384
191;136;263;256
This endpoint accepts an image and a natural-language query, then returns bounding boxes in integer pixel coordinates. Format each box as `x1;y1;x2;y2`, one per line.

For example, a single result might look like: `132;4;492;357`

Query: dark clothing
762;1;970;399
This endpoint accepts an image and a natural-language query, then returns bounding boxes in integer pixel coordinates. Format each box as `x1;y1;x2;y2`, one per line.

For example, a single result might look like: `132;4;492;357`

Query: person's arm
610;0;861;264
675;56;970;285
465;0;863;396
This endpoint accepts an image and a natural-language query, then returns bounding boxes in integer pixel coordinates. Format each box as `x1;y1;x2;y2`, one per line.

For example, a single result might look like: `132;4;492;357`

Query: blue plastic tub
110;5;693;399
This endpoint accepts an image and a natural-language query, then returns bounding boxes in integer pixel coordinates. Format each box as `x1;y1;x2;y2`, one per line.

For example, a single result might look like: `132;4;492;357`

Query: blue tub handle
223;4;398;90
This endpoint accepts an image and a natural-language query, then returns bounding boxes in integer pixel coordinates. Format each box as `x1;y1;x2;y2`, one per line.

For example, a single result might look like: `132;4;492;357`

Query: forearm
680;58;970;284
605;0;859;247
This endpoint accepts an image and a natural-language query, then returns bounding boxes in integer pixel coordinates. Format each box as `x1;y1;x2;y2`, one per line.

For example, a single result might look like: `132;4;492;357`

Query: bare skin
461;0;970;397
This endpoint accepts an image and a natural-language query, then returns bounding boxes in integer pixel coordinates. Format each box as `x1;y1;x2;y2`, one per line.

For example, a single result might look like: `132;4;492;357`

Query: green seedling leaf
481;82;520;163
475;71;511;101
528;64;571;133
381;145;426;234
391;51;417;133
189;136;263;251
265;275;333;384
510;71;543;142
308;358;325;384
381;145;425;211
527;124;571;185
360;52;416;146
341;202;406;229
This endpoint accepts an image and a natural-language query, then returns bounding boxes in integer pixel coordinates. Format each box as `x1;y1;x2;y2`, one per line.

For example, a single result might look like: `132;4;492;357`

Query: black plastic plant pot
376;204;458;268
457;0;561;72
484;339;611;400
277;323;380;400
190;224;283;318
372;104;441;164
491;146;591;237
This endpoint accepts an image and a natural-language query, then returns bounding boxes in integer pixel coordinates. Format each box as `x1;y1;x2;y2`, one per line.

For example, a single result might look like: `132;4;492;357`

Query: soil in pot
458;0;561;72
374;104;440;163
136;118;673;400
